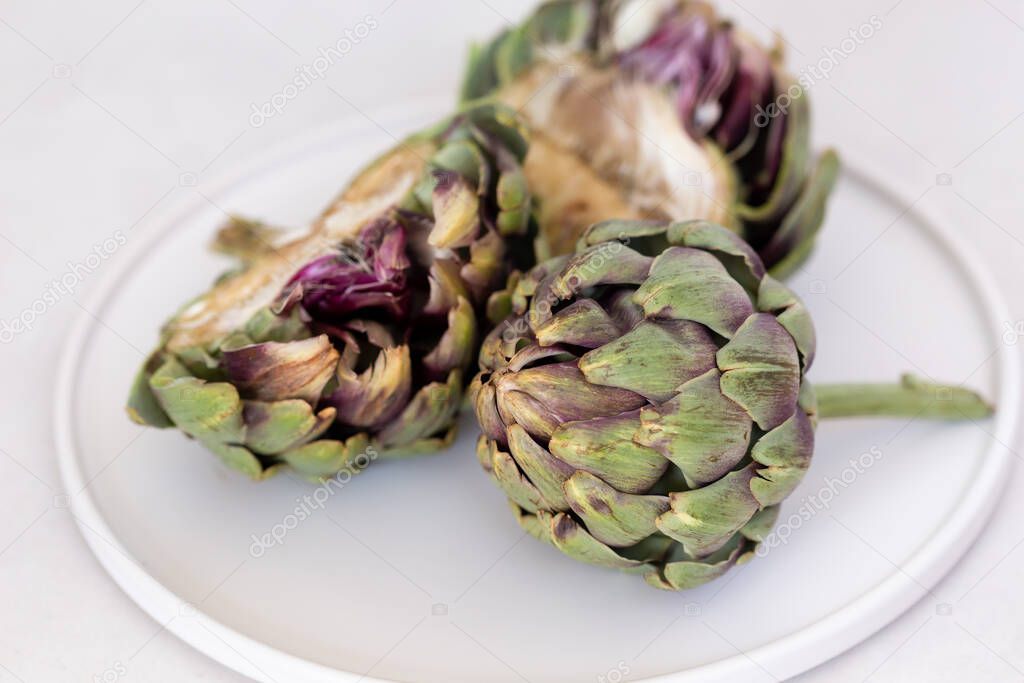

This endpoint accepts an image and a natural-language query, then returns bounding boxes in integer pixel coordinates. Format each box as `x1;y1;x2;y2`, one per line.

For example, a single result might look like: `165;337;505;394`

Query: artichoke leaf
717;313;801;431
563;471;670;547
549;409;668;494
633;246;754;338
656;466;761;558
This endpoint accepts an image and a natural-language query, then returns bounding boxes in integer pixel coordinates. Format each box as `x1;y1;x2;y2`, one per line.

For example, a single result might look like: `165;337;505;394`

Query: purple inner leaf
278;218;412;324
616;8;780;189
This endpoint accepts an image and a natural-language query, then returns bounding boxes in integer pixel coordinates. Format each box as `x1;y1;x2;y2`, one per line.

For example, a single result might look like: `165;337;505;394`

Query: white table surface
2;1;1023;681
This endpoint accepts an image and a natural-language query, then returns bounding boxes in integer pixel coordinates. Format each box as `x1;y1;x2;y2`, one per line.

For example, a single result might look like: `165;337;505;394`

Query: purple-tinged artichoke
472;220;992;590
461;0;838;277
127;105;536;481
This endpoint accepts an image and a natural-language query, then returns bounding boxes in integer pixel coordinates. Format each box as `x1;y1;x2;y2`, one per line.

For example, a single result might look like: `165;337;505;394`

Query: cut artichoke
127;105;536;480
461;0;839;277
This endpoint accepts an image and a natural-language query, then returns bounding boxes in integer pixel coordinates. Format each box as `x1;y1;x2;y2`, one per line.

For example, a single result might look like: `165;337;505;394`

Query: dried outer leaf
220;335;339;404
328;345;412;430
210;215;286;264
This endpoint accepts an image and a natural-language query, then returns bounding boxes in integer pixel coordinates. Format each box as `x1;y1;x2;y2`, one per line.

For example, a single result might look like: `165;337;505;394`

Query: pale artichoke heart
497;58;738;255
165;143;433;351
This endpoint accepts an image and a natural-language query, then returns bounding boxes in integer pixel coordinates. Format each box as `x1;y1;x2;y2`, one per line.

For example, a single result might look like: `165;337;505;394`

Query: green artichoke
472;220;992;590
461;0;839;277
127;105;536;481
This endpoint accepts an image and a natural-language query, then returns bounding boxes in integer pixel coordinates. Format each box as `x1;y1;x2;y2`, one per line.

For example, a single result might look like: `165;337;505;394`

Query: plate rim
55;116;1020;683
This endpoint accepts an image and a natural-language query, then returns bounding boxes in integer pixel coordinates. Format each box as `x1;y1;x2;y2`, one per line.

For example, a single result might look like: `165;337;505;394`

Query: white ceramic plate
57;103;1019;683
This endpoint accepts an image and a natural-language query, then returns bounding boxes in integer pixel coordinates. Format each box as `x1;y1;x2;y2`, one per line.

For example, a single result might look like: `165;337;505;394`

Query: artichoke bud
462;0;838;275
128;104;538;480
473;221;817;590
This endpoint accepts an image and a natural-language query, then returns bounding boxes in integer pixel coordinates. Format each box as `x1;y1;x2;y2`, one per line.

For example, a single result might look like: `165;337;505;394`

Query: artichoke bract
472;220;992;590
127;105;535;481
461;0;839;277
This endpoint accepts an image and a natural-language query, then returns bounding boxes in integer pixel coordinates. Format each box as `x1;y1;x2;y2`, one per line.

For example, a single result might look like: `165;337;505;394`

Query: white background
2;1;1023;681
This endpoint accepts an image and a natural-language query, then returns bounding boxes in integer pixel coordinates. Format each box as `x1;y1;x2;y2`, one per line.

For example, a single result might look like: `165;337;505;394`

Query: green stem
816;374;994;420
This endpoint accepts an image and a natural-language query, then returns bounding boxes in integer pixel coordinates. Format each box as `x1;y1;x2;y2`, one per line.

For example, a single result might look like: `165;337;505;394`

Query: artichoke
472;220;992;590
461;0;839;277
127;105;536;481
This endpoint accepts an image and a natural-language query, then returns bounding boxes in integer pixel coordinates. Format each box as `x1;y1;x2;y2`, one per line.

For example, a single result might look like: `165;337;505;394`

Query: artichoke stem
815;374;994;421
